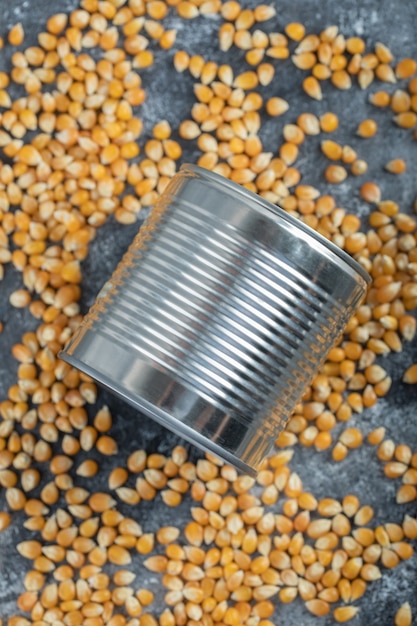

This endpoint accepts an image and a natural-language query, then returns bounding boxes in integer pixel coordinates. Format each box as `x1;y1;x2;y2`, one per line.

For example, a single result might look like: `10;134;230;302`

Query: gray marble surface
0;0;416;623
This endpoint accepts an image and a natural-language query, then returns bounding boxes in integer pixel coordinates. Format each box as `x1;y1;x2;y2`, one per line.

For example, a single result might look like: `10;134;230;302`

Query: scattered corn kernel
0;5;415;626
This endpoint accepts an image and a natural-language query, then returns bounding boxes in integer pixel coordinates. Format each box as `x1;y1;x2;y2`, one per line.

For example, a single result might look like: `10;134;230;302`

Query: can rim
181;163;371;286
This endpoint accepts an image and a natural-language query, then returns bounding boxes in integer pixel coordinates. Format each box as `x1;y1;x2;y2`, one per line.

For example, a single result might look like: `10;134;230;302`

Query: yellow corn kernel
357;118;378;137
9;23;25;46
292;52;316;70
331;70;352;90
302;76;322;100
320;112;339;132
369;90;390;107
396;58;417;79
285;22;306;41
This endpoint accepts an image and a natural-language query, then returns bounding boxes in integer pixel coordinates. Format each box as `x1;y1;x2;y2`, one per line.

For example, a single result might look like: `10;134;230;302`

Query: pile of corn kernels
0;0;416;625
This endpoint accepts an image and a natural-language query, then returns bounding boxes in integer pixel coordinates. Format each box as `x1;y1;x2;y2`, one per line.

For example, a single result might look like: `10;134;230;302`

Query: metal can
60;164;370;475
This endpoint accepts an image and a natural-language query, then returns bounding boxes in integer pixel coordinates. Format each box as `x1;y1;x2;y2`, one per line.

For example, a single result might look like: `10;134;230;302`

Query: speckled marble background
0;0;416;623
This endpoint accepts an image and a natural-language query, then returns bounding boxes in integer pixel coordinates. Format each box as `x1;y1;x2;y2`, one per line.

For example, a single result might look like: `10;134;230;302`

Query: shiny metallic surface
61;164;370;475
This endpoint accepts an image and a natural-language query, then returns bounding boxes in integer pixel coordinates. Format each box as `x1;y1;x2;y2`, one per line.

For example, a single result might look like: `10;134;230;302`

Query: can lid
181;163;371;286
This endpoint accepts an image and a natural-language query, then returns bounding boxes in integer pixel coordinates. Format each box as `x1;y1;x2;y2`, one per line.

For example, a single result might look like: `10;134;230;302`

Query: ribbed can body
61;165;370;475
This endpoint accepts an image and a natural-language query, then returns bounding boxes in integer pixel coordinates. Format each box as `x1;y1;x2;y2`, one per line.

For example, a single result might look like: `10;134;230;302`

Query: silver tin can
60;164;370;475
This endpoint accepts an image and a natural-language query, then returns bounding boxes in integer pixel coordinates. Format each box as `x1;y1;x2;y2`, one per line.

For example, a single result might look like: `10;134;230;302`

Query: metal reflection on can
60;164;370;475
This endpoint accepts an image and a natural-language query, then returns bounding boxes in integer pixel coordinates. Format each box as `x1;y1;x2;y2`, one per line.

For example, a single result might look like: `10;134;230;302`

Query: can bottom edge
59;350;258;477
